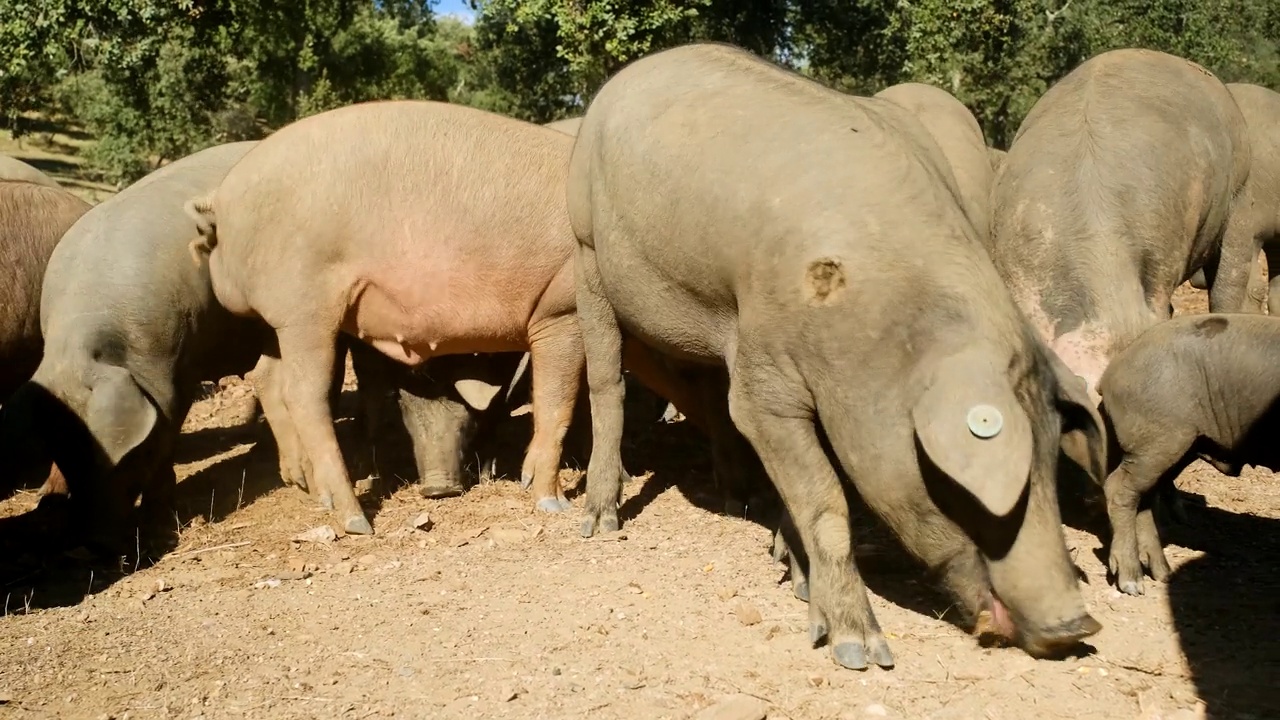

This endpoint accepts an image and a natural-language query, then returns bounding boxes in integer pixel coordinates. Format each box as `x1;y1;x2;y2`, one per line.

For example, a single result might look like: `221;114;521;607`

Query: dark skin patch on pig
803;258;847;306
1192;316;1229;338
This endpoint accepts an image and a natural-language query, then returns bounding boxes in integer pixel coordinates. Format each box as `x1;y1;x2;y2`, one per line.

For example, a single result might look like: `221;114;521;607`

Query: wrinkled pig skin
569;42;1105;671
189;101;707;535
1098;313;1280;596
0;179;91;505
874;83;995;248
990;48;1255;407
0;143;272;551
1189;84;1280;312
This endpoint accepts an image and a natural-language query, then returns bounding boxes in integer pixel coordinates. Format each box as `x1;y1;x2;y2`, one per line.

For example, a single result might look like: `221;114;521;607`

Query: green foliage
3;0;1280;180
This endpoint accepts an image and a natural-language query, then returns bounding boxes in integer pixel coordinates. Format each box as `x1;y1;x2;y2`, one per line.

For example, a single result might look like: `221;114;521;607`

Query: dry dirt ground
1;131;1276;720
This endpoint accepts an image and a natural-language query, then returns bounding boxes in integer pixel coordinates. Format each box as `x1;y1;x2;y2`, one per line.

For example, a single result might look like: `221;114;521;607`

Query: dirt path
0;279;1276;718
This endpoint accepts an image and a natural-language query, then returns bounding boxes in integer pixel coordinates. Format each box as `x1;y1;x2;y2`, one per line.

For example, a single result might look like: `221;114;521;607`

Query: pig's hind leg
1105;434;1192;596
275;325;374;535
522;316;584;513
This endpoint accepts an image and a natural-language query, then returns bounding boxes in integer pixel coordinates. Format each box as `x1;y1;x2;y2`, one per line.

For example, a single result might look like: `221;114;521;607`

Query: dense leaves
2;0;1277;181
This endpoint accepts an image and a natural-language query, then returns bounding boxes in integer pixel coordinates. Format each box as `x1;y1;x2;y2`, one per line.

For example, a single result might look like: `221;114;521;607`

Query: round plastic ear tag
966;404;1004;439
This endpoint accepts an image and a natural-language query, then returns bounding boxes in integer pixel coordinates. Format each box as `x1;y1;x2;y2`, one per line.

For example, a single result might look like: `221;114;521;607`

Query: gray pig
1;143;271;544
990;48;1255;406
1098;313;1280;595
569;43;1105;670
874;82;995;246
1188;83;1280;312
0;155;61;188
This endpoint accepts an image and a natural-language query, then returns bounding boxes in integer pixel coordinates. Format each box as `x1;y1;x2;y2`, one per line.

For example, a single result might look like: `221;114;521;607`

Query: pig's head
908;339;1105;658
4;359;160;501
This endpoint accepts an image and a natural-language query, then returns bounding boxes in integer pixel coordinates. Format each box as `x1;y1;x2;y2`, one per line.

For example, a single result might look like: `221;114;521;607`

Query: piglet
1098;313;1280;595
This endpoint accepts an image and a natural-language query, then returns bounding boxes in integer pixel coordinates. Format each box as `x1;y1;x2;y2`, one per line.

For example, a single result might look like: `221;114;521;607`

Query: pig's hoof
1118;578;1144;596
344;514;374;536
536;496;571;513
520;471;533;490
832;642;869;671
792;579;810;603
809;620;829;647
419;484;464;500
580;512;620;538
868;638;895;669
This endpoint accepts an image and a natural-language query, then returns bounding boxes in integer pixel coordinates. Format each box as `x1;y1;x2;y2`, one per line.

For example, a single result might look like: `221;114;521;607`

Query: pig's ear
85;365;158;466
1045;350;1107;485
454;379;504;412
912;348;1033;517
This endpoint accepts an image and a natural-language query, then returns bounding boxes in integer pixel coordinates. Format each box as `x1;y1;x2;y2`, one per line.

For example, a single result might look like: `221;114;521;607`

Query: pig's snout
1015;611;1102;658
973;590;1101;658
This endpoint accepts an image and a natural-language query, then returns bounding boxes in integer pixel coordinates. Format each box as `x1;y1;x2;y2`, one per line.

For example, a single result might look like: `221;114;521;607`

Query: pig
874;82;995;245
568;42;1105;670
990;48;1255;407
0;155;61;188
351;348;530;498
187;101;706;534
1188;83;1280;312
0;178;91;503
1098;313;1280;595
0;143;279;547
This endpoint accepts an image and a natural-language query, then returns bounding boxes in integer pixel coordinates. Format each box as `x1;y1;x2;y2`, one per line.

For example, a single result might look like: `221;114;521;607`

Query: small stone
693;694;767;720
397;667;413;677
357;554;376;568
864;704;889;717
0;690;12;704
808;674;826;687
764;624;783;640
287;557;306;574
409;513;433;531
500;686;524;702
626;582;643;594
331;562;353;575
137;589;156;602
716;586;737;602
252;579;281;590
293;526;337;544
154;578;169;593
734;601;763;626
551;667;562;676
276;570;308;581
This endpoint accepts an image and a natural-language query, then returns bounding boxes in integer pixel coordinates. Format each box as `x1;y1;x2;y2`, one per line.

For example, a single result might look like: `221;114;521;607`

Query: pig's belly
344;278;532;365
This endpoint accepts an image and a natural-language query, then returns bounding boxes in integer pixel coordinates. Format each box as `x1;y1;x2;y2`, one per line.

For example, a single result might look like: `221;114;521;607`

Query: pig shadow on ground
0;391;381;612
1165;504;1280;718
607;415;991;637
